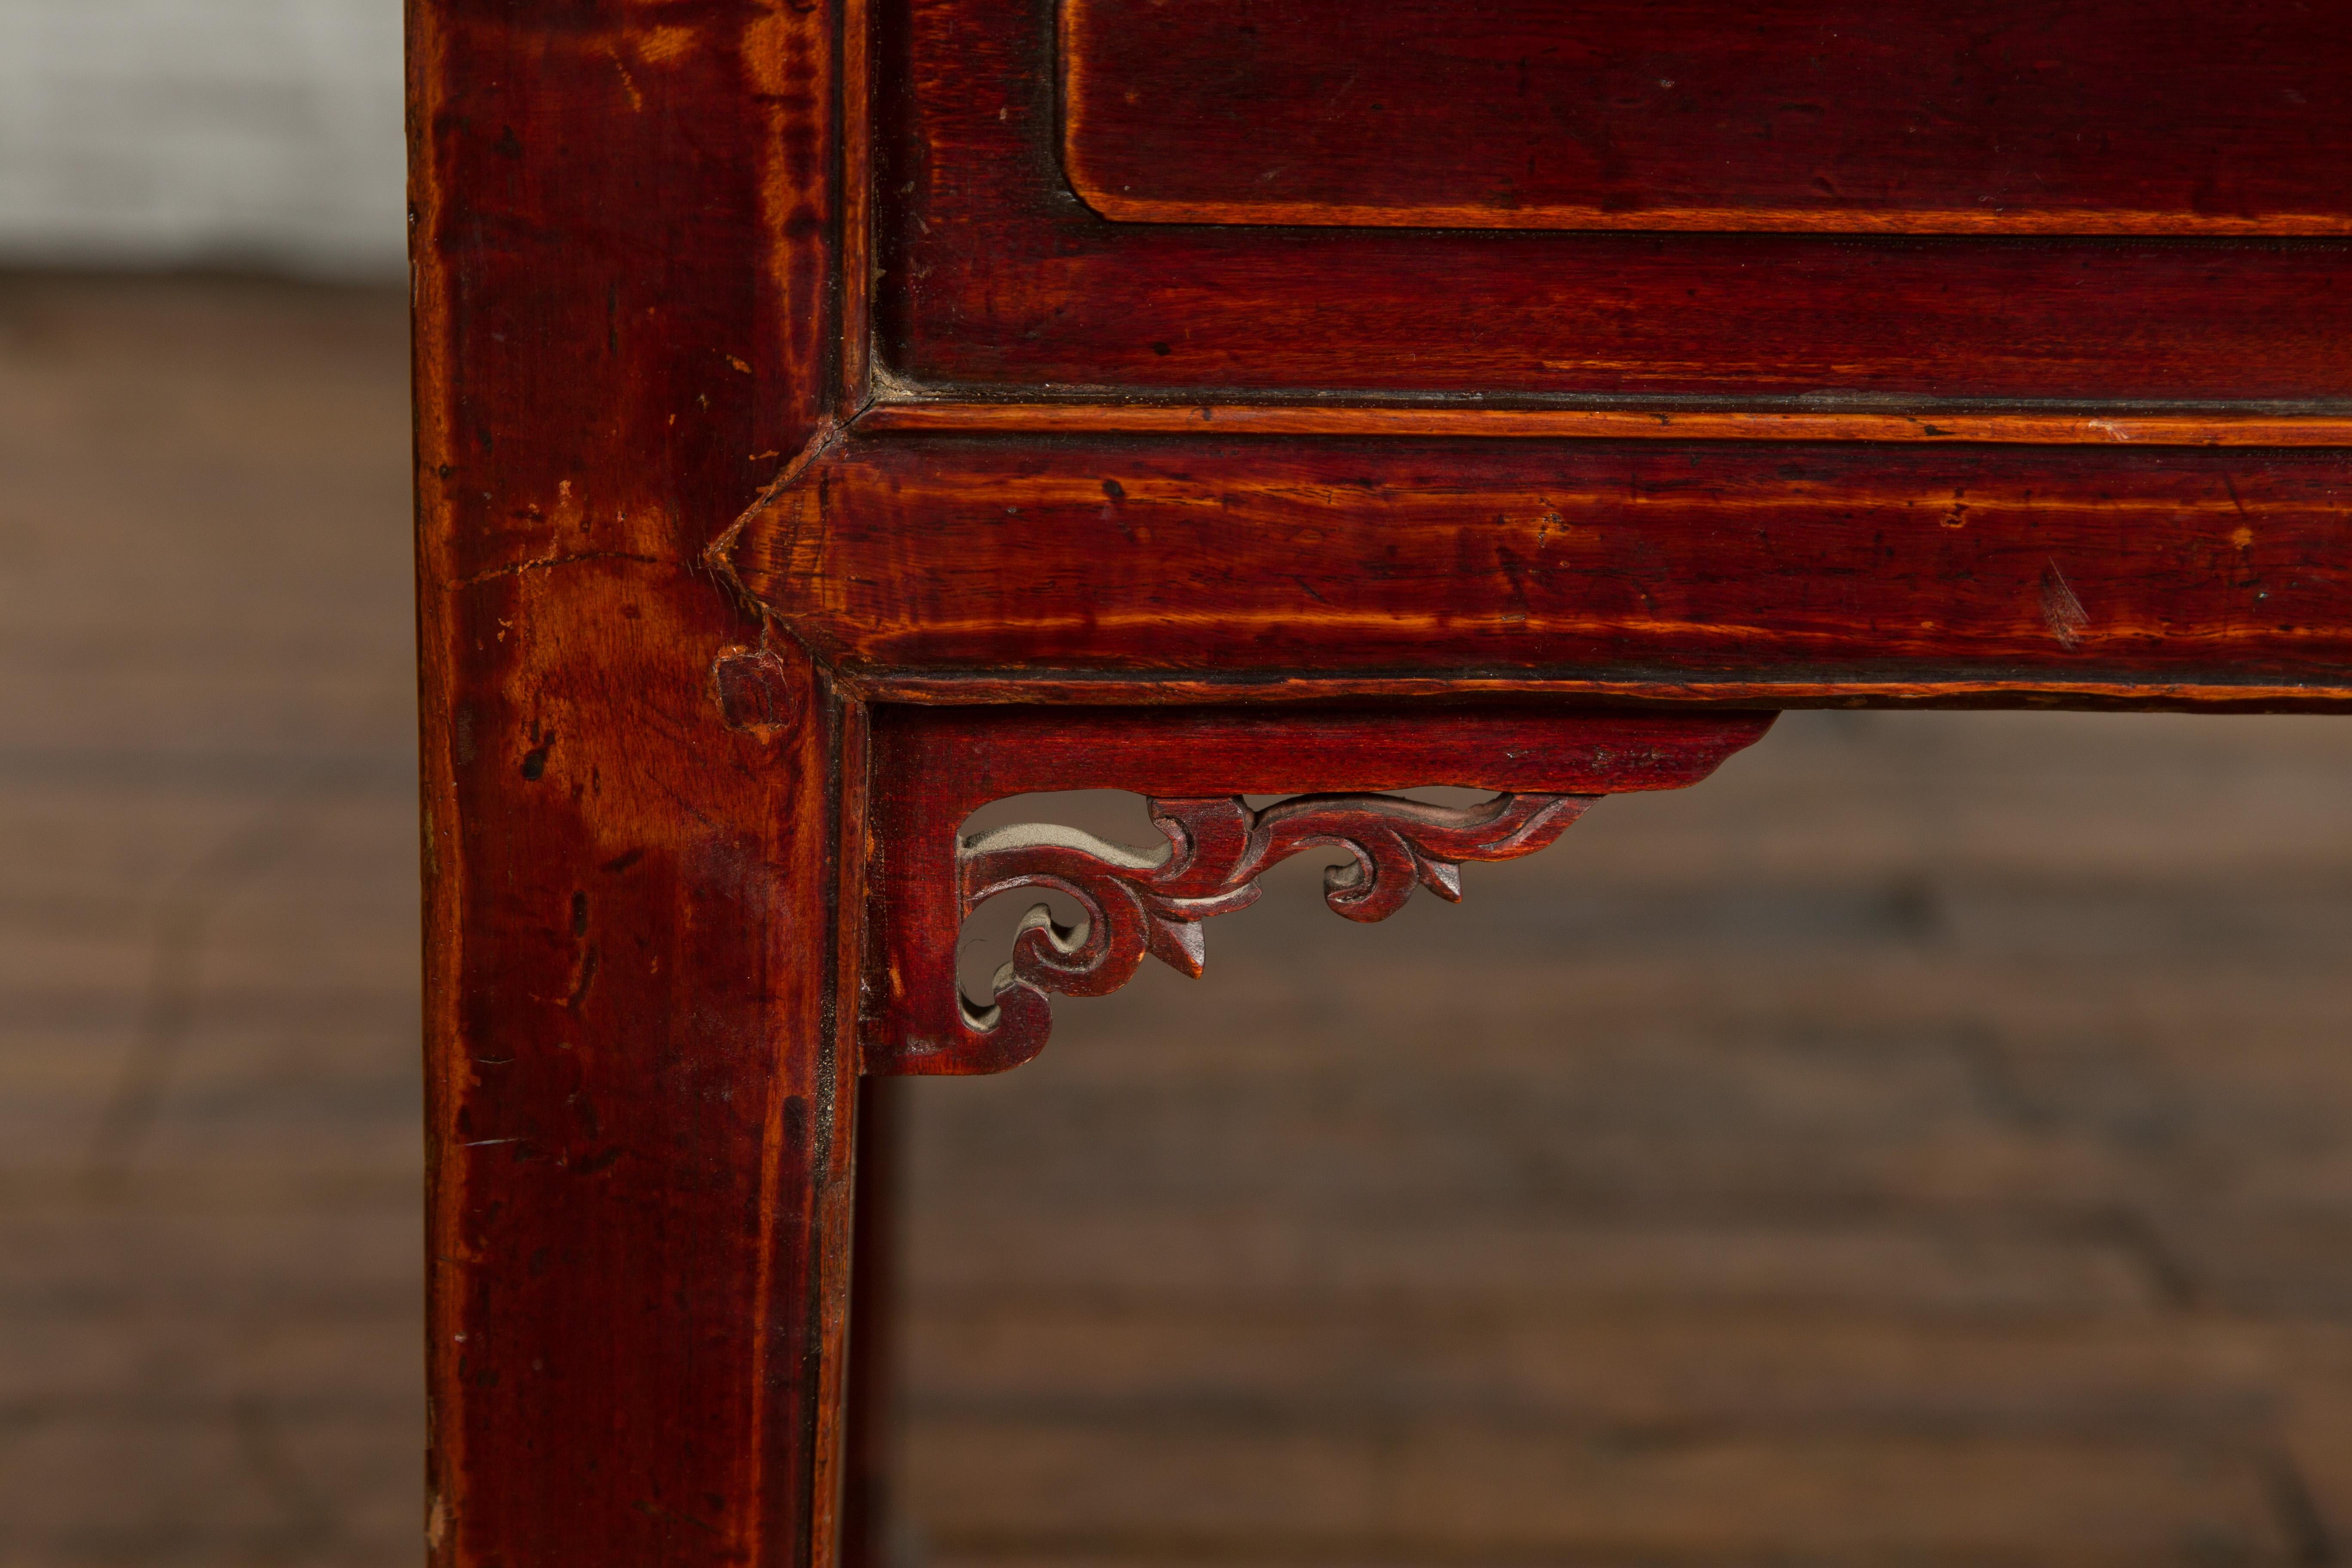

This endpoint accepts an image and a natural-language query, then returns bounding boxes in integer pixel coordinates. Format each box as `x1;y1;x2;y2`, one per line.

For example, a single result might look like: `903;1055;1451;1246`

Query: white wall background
0;0;407;278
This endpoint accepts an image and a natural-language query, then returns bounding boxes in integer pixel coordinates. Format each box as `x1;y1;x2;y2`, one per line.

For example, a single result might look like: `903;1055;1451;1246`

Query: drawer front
880;0;2352;402
1065;0;2350;236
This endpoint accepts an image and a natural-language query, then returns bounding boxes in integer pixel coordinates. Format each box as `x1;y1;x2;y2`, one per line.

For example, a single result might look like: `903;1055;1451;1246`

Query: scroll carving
956;792;1594;1057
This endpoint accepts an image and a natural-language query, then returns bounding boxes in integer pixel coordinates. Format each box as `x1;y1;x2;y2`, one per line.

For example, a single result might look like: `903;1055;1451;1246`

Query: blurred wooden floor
0;274;420;1565
5;274;2352;1566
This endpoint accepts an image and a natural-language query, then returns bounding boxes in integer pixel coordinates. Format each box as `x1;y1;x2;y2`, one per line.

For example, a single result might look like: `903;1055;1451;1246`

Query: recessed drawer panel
1063;0;2351;235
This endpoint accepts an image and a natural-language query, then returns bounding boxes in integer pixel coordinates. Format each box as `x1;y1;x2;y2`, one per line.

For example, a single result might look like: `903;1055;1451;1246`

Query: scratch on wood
2041;559;2091;649
449;551;662;591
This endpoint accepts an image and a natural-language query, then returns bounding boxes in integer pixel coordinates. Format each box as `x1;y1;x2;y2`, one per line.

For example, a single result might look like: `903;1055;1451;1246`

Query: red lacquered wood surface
728;433;2352;705
416;0;2352;1559
412;2;863;1566
860;402;2352;448
1065;0;2352;234
880;0;2352;401
839;1076;902;1568
863;707;1775;1074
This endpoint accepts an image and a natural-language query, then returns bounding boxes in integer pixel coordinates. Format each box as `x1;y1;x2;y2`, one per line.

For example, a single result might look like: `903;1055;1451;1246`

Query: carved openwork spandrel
957;791;1593;1057
865;706;1778;1077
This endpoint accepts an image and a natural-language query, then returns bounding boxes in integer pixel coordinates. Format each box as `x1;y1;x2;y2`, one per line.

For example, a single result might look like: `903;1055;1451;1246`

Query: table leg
843;1075;904;1568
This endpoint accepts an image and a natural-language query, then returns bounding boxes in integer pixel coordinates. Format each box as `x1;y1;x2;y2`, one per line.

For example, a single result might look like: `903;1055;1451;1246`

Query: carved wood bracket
959;791;1594;1061
864;706;1778;1076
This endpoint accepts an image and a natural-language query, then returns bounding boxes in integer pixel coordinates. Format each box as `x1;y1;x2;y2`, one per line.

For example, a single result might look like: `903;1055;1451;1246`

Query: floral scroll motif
955;791;1595;1053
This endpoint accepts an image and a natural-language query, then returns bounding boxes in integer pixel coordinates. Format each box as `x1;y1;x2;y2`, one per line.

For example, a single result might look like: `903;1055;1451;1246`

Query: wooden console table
410;1;2352;1562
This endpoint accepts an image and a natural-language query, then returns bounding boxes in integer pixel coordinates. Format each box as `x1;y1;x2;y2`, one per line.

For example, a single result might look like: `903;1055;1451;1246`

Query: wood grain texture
864;707;1775;1074
730;433;2352;704
410;2;855;1566
862;402;2352;448
1064;0;2352;234
881;0;2352;401
842;1077;904;1568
